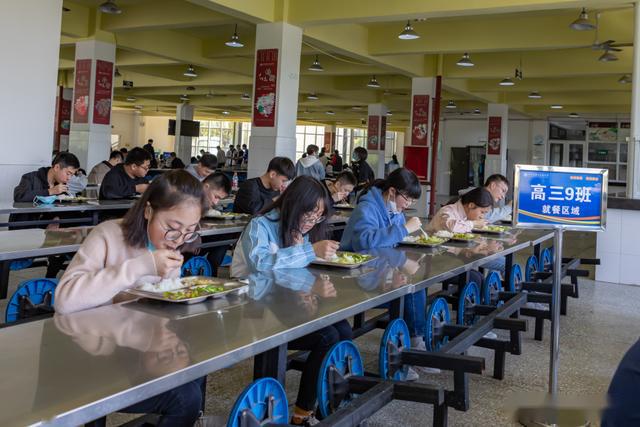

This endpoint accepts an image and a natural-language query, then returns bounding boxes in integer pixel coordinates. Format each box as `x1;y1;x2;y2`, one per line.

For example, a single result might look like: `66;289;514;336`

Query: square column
175;104;194;162
247;22;303;179
627;3;640;198
367;104;388;179
68;39;116;170
0;0;62;204
485;104;509;178
406;77;435;180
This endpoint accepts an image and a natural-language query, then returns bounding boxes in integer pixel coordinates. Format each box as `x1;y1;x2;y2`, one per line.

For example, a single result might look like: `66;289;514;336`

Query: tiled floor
5;231;634;427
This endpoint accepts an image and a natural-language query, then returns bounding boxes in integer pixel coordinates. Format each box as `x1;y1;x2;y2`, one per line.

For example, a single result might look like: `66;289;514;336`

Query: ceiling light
222;111;230;115
550;104;563;109
114;68;121;78
225;24;244;48
352;106;363;110
183;65;197;78
308;55;324;72
99;0;122;15
186;86;195;91
307;93;319;100
473;108;481;115
205;91;214;98
367;75;381;88
62;6;71;12
445;100;457;109
569;112;580;118
528;91;542;99
180;94;189;102
456;53;474;67
326;110;335;115
241;93;251;100
126;96;136;102
499;78;515;86
570;8;596;31
599;51;619;62
398;20;420;40
387;111;393;116
619;74;632;84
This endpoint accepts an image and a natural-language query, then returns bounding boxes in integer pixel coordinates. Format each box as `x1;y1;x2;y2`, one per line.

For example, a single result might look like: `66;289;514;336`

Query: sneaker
410;336;426;351
194;413;225;427
291;415;320;426
483;331;498;339
525;302;549;311
405;366;419;381
415;365;441;374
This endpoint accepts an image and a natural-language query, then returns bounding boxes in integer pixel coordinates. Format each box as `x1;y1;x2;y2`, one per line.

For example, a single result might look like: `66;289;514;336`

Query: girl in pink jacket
427;187;493;233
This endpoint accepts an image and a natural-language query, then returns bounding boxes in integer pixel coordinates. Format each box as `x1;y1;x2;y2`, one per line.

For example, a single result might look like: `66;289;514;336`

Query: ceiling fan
589;13;632;52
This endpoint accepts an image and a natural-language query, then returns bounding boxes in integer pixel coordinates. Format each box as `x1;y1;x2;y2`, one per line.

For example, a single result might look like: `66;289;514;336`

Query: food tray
57;195;95;203
399;237;449;248
448;233;479;243
205;211;250;220
311;252;376;269
127;277;247;304
333;203;355;209
472;227;510;236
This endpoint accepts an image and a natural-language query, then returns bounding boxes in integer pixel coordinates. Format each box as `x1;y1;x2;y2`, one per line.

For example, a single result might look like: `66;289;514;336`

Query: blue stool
481;271;504;306
457;282;481;326
525;255;539;282
181;256;212;277
10;259;34;271
220;254;233;268
227;378;289;427
5;278;58;323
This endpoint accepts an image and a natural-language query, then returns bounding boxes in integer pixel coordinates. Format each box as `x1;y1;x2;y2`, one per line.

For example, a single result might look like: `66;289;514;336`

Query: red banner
93;60;113;125
380;116;387;151
73;59;91;124
60;98;71;135
367;115;380;150
411;95;430;146
324;131;334;151
487;116;502;155
253;48;278;127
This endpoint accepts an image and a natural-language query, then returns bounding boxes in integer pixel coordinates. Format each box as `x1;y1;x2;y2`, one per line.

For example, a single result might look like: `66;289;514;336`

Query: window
295;125;325;159
192;120;235;156
239;122;251;146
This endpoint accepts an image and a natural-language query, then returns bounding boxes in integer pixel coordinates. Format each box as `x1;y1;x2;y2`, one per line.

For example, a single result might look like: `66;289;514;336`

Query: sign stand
513;164;607;425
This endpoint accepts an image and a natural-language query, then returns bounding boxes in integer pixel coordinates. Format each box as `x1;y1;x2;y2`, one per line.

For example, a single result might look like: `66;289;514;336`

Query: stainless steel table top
0;214;349;262
0;229;552;426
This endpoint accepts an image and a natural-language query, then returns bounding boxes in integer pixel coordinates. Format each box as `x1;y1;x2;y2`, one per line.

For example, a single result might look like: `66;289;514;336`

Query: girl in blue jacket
231;176;351;425
340;168;430;366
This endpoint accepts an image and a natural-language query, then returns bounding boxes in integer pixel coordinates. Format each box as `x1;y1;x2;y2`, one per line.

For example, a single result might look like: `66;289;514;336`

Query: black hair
199;153;218;169
203;172;231;194
262;176;333;248
335;170;357;186
242;144;247;149
353;146;368;162
52;152;80;169
460;187;494;208
124;147;152;166
306;144;319;155
121;170;208;248
120;147;128;153
391;154;398;164
266;157;295;180
190;156;198;164
170;152;177;157
359;167;421;202
147;139;153;144
484;174;509;187
109;150;124;161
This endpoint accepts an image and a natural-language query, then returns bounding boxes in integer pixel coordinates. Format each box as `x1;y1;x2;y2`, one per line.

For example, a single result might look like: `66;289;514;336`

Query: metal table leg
253;344;288;386
0;260;10;300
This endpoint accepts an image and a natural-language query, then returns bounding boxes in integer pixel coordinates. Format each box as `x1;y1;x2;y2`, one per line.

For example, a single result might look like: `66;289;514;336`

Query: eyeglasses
301;213;326;225
398;192;416;206
137;163;151;171
164;226;200;243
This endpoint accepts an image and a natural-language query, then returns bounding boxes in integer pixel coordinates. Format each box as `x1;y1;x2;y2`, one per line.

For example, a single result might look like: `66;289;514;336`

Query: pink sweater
427;200;474;233
55;220;171;314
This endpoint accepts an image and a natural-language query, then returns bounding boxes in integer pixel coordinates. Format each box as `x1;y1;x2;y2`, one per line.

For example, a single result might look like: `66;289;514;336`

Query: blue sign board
513;165;608;231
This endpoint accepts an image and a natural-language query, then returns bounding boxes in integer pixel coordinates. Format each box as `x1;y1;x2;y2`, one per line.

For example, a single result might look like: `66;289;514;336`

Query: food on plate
325;252;372;265
452;233;478;240
138;277;186;293
480;225;509;233
334;203;354;209
434;230;453;239
404;235;447;245
182;277;222;287
162;284;226;300
206;209;248;219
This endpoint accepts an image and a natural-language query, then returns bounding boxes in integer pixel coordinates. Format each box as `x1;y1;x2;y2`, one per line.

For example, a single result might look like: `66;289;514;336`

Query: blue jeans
403;290;427;338
121;377;205;427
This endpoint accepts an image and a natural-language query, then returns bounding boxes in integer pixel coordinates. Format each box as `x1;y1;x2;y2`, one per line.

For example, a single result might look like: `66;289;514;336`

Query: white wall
110;111;174;153
436;118;531;195
0;0;62;203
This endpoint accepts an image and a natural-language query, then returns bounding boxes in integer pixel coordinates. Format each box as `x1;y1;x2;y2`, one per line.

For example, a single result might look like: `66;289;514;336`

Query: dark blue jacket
602;338;640;426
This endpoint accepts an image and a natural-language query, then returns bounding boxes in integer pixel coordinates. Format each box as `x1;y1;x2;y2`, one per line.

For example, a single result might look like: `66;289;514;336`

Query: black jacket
143;143;158;168
13;167;51;202
233;177;278;215
99;164;147;200
170;157;186;169
353;160;375;185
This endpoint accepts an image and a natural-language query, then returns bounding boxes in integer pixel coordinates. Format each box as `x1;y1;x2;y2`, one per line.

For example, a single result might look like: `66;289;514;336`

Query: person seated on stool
231;176;350;426
339;168;427;379
184;153;217;182
201;172;232;275
99;147;151;200
55;170;209;426
323;170;356;207
233;157;295;215
87;150;124;185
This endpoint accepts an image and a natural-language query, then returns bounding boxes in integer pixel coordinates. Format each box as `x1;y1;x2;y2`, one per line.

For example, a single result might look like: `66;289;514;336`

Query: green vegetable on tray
452;233;477;240
331;252;372;265
415;235;447;245
163;284;226;300
483;225;508;233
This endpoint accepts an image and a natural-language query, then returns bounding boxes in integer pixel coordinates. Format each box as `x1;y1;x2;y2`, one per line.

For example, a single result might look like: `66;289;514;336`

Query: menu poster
367;115;380;150
253;48;278;127
411;95;430;146
588;121;618;142
380;116;387;151
324;131;334;151
487;116;502;155
93;60;113;125
73;59;92;124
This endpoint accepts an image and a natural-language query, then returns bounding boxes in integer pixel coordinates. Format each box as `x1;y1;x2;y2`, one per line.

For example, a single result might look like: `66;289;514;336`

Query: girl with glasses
231;176;351;426
54;170;208;426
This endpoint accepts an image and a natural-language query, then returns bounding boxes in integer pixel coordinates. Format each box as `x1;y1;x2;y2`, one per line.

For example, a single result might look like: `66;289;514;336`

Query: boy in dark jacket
13;152;80;203
99;147;151;200
233;157;295;215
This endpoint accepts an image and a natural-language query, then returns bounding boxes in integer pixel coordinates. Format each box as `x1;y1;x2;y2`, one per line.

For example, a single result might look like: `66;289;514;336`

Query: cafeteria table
0;212;351;299
0;229;552;427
